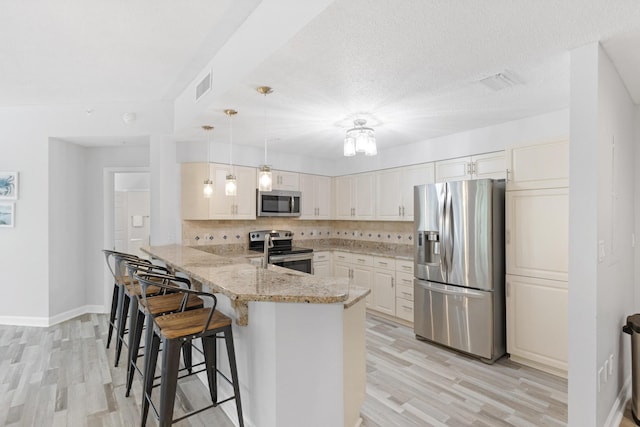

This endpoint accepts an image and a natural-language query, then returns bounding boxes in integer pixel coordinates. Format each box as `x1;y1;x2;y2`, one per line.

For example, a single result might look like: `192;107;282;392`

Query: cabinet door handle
506;168;511;182
402;206;405;216
401;291;412;297
472;161;477;176
506;281;510;298
399;206;402;216
391;278;395;287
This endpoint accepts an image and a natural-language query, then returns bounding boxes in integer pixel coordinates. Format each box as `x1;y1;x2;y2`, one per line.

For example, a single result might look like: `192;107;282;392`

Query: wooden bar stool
102;249;142;350
135;272;244;427
112;253;164;367
123;263;204;398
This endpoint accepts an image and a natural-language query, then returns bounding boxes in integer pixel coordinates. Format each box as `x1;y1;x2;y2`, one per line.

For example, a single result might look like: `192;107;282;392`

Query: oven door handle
269;253;313;263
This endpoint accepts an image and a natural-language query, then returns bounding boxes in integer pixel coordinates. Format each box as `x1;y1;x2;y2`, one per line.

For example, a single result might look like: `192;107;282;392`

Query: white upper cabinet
334;173;375;220
299;174;331;219
505;188;569;282
435;151;505;182
181;163;211;220
209;164;257;220
181;162;256;220
271;170;299;191
376;163;434;221
506;139;569;190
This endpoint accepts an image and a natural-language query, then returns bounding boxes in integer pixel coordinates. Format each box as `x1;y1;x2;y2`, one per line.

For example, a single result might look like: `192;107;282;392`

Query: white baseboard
0;315;49;327
604;376;631;427
0;305;108;327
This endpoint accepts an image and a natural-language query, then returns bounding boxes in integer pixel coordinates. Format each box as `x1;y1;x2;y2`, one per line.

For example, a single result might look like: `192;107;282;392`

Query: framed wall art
0;171;18;200
0;203;14;227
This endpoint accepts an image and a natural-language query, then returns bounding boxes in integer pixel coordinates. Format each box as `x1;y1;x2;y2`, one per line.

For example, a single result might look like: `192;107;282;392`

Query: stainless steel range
248;230;313;273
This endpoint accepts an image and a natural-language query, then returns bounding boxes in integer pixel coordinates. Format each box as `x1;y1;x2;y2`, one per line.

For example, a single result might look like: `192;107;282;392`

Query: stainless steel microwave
256;190;301;217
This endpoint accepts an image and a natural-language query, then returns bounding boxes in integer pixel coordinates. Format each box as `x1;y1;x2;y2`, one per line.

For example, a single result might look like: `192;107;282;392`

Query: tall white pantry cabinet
505;139;569;377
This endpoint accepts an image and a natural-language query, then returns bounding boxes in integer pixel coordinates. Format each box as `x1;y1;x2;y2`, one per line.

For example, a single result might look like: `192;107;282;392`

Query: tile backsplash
182;219;414;248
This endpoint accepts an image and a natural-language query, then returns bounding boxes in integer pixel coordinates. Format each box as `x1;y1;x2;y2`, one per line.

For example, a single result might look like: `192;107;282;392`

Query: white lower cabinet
372;257;396;316
506;274;568;376
312;251;332;277
394;271;414;322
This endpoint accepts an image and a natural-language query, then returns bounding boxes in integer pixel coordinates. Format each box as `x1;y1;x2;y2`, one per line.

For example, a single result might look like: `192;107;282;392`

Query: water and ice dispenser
417;230;440;265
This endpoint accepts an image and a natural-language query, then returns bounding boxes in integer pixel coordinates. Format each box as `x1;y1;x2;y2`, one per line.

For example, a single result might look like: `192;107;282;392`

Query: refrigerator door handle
417;280;487;299
446;184;454;276
440;185;448;277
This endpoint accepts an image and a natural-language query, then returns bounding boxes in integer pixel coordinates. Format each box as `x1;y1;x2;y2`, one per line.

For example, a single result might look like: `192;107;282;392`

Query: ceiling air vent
478;70;522;91
195;71;212;102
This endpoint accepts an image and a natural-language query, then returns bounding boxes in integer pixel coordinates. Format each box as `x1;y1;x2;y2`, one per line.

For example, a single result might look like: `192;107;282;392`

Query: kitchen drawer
351;254;373;267
313;251;331;262
373;256;395;270
396;282;414;301
395;298;414;322
396;259;414;274
396;272;414;288
333;251;352;264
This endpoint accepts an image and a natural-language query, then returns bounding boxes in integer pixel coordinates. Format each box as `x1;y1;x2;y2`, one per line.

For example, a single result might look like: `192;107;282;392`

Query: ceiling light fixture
224;109;238;196
202;125;214;198
257;86;273;192
344;119;376;157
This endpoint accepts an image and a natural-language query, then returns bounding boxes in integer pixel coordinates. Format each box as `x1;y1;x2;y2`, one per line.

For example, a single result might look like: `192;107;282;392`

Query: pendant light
224;109;238;196
257;86;273;192
202;125;214;198
344;119;377;156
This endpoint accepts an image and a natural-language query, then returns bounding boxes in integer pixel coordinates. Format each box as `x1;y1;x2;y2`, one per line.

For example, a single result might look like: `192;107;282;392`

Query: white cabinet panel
272;170;299;191
436;157;471;182
181;163;210;220
376;163;434;221
506;188;569;281
395;299;414;322
506;139;569;190
210;164;256;219
372;268;395;316
352;265;373;307
334;174;375;220
435;152;505;182
506;274;568;375
300;174;331;219
473;151;506;180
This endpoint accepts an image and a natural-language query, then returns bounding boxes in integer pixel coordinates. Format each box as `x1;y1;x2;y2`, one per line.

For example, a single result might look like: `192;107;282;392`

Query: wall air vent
479;70;522;91
195;71;212;102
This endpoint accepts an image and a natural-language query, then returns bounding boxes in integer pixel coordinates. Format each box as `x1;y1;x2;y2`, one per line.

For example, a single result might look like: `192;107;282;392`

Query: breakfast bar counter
142;244;368;427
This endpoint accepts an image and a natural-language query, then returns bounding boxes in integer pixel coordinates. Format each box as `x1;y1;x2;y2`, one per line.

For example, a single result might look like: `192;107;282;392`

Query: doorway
114;172;151;258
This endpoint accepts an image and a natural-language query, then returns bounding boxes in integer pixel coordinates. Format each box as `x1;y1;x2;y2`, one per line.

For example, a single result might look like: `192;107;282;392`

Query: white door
127;191;150;257
114;191;128;252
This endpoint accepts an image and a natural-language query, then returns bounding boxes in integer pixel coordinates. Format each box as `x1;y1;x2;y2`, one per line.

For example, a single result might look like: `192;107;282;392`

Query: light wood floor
0;313;633;426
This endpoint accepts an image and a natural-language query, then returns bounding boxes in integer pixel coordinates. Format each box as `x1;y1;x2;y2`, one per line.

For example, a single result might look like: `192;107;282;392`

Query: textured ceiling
2;0;640;158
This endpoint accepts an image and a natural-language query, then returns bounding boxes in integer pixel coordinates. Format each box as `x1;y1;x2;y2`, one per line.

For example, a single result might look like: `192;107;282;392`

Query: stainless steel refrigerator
414;179;505;363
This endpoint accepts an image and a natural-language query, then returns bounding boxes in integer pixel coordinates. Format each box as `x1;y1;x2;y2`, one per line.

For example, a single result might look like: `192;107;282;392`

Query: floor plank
2;312;635;427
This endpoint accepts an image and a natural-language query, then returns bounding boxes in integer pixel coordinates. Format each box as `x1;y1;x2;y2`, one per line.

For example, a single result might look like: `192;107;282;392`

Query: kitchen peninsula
142;244;369;427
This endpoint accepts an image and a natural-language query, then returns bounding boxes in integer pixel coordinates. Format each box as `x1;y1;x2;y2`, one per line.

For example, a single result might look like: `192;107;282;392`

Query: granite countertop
142;244;369;325
192;240;414;261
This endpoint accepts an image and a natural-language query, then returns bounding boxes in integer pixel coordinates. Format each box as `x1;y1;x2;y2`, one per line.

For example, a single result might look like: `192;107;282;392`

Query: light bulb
225;175;237;196
203;179;214;198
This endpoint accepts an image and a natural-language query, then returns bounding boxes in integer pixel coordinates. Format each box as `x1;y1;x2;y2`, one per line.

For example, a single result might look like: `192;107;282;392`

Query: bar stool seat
136;272;244;427
124;271;205;397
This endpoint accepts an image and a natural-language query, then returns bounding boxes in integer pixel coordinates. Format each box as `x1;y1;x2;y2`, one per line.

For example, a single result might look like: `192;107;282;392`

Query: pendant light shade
224;109;238;196
202;125;214;198
225;174;237;196
344;119;376;156
257;86;273;191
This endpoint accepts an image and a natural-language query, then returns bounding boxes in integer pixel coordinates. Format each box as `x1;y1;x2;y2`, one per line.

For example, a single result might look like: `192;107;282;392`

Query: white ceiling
3;0;640;159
